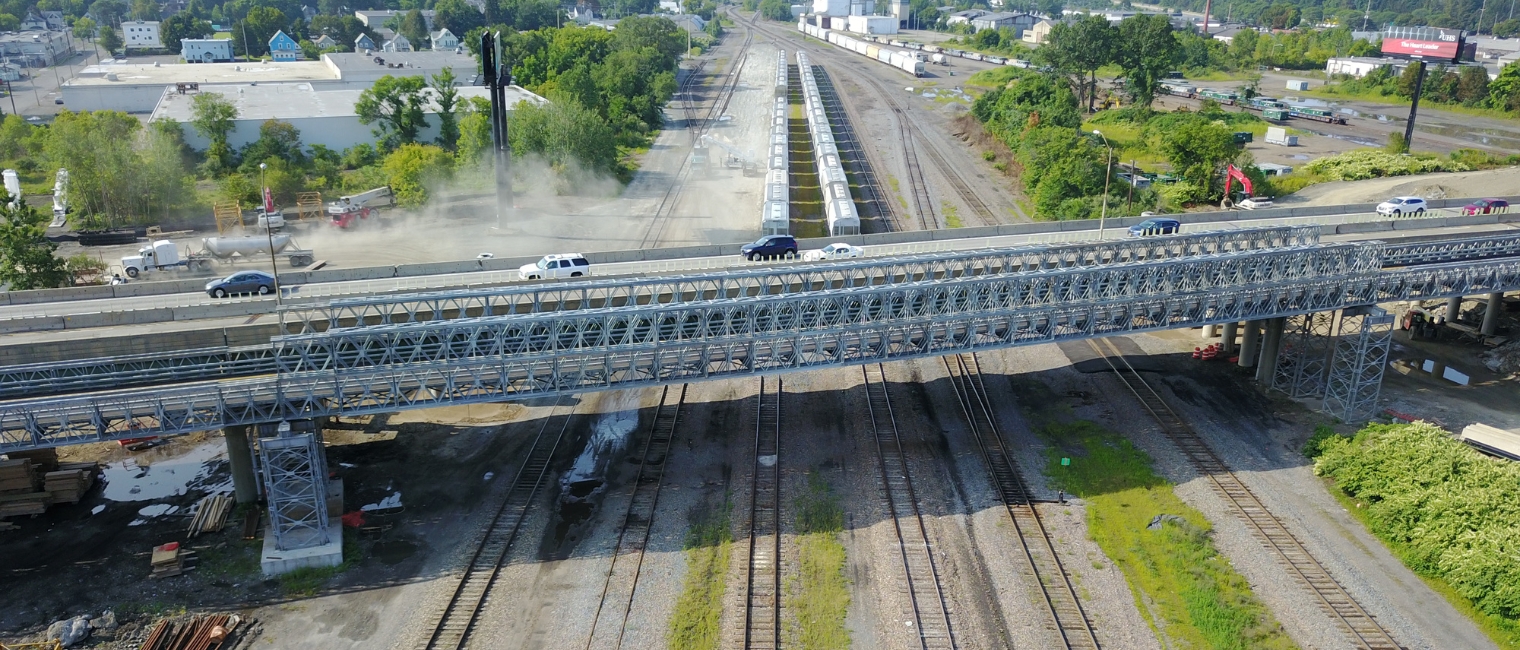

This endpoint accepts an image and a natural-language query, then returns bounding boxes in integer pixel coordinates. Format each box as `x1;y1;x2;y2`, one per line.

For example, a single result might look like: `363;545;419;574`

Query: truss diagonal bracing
1274;311;1338;398
260;429;331;551
1322;307;1394;423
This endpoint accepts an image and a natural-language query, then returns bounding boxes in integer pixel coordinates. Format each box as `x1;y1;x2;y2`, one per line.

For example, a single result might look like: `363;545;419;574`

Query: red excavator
1221;164;1253;209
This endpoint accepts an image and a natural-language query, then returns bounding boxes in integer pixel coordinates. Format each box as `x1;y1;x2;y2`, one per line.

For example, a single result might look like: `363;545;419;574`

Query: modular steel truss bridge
4;229;1520;451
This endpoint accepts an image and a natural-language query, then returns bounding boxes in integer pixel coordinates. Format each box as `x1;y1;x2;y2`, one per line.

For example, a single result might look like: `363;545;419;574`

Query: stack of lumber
149;542;198;579
43;462;98;504
140;613;241;650
186;493;235;538
0;459;47;518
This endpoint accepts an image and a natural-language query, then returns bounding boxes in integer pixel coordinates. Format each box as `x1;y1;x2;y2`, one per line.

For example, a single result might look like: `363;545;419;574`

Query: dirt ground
1276;165;1520;206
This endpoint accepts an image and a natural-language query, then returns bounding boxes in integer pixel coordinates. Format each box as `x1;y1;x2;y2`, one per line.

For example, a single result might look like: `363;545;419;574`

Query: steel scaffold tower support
259;425;331;551
1273;311;1339;398
1322;306;1394;423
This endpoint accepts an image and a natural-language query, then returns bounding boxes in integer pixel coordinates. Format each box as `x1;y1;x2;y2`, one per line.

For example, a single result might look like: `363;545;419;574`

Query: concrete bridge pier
1238;320;1261;368
1482;292;1504;336
1446;295;1462;322
224;425;259;505
1202;324;1218;339
1220;321;1238;355
1255;317;1285;384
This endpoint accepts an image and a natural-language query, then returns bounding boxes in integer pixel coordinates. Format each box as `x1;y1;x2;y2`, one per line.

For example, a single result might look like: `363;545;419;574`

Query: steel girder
272;244;1379;374
0;345;275;400
280;226;1321;332
5;253;1520;451
1379;232;1520;267
1322;306;1394;422
1273;311;1339;398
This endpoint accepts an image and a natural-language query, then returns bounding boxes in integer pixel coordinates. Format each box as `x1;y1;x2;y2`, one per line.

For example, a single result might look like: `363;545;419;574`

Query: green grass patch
942;201;963;228
1183;69;1259;82
787;472;849;649
278;565;344;597
669;501;733;650
886;174;908;210
1313;422;1520;649
1305;84;1520;121
966;65;1028;89
1040;421;1297;650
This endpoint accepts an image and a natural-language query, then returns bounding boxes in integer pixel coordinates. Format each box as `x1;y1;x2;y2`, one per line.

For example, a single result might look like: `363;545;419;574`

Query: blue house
354;33;377;52
268;29;300;61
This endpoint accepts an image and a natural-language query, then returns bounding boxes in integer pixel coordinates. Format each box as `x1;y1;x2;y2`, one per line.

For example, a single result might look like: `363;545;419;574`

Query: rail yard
1;7;1520;650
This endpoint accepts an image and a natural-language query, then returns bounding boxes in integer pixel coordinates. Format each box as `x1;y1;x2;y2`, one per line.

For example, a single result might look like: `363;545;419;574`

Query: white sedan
802;243;865;261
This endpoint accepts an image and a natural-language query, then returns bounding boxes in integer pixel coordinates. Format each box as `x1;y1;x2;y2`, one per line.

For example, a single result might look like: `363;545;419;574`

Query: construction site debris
45;615;90;647
185;493;235;538
138;613;241;650
1481;340;1520;375
149;542;197;579
0;459;98;521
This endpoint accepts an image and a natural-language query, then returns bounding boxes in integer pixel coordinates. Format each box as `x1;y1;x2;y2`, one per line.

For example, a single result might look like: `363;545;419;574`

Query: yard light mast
260;162;283;315
1093;130;1114;240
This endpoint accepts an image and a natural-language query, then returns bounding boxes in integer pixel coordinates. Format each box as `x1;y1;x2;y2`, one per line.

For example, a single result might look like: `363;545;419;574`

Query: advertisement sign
1381;26;1464;61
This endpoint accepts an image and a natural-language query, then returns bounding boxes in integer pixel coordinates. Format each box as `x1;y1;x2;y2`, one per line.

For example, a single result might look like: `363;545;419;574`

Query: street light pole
260;162;284;314
1093;129;1114;240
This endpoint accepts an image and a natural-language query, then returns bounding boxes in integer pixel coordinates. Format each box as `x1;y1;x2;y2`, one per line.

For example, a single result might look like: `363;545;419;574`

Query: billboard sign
1381;26;1464;62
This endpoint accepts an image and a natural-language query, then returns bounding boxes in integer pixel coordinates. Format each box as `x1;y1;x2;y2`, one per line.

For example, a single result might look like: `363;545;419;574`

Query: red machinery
1222;164;1254;208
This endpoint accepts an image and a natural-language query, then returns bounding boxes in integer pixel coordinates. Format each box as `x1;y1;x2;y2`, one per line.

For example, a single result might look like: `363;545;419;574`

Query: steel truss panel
1322;306;1393;422
260;431;331;551
5;254;1520;450
0;345;275;400
280;226;1321;331
1273;311;1338;398
1380;232;1520;267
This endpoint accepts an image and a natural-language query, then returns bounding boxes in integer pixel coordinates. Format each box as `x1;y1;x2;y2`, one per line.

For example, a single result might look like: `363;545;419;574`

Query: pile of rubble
1481;340;1520;375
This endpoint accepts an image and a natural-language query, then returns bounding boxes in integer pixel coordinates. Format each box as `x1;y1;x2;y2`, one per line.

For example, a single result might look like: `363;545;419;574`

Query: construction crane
50;169;68;227
696;134;760;177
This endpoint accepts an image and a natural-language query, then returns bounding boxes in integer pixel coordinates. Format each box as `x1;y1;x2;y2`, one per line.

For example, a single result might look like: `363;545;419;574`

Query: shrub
1302;149;1471;181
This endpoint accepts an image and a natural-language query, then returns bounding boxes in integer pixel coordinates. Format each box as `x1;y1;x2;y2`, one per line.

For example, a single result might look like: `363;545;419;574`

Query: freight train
798;20;924;77
797;51;861;237
762;50;790;236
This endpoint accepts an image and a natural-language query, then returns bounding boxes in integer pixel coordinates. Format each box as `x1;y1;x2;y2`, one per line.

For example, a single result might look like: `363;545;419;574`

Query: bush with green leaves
1315;422;1520;621
1302;149;1471;182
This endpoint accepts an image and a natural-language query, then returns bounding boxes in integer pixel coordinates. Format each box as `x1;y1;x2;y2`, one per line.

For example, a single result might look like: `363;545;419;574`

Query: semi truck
328;186;395;228
120;236;315;277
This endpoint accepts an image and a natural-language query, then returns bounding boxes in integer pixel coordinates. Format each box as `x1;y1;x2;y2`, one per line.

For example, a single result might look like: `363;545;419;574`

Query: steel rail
741;377;782;649
1085;337;1401;650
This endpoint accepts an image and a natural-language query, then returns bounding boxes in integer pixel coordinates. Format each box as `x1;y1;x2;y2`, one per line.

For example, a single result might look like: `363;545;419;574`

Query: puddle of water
1284;98;1334;108
101;442;229;502
559;392;641;501
129;503;179;526
1394;358;1472;385
372;540;417;565
361;491;402;511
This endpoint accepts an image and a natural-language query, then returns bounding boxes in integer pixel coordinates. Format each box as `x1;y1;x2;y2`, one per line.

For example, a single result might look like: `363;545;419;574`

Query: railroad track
811;65;903;231
1085;337;1404;650
420;401;578;650
862;363;958;649
740;376;783;649
639;13;757;249
583;385;688;650
942;354;1100;649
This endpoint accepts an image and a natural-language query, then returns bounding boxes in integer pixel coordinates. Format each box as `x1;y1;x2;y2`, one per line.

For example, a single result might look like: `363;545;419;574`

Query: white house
382;34;413;52
182;38;234;63
122;21;163;50
430;28;458;50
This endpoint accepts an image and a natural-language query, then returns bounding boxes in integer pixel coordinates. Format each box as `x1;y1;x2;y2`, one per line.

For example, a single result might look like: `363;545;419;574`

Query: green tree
232;6;287;57
1228;25;1258;64
1489;61;1520;111
88;0;126;26
239;119;306;170
758;0;791;21
1396;60;1425;98
0;114;33;162
400;8;429;46
97;25;123;54
435;0;485;37
1495;18;1520;38
0;197;68;290
1456;64;1490;105
509;96;618;174
310;15;373;49
1159;115;1238;201
431;67;461;150
456;96;493;164
1039;14;1116;112
190;92;239;173
382;143;454;205
161;11;213;53
72;16;97;41
1115;14;1180;109
129;0;157;21
355;74;428;149
40;111;142;225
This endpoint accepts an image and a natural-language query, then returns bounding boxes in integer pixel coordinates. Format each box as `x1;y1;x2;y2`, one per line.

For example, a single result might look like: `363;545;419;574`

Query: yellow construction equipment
293;192;323;221
213;201;243;235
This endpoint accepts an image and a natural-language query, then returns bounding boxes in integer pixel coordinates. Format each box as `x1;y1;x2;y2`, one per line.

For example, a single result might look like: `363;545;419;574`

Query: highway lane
0;207;1502;327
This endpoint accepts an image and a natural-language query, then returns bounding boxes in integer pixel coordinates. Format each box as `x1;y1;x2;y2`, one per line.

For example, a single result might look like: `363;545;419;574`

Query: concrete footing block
261;517;343;577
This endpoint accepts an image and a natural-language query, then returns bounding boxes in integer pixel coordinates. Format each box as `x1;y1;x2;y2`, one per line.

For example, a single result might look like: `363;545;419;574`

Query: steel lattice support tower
1322;306;1394;423
259;427;331;551
1273;311;1339;398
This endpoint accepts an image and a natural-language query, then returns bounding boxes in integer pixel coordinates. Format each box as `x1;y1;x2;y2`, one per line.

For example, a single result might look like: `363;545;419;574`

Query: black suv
740;235;798;260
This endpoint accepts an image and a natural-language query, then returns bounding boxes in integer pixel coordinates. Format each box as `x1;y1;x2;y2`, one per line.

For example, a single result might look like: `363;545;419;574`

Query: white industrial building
355;9;436;30
122;21;163;50
150;82;545;152
846;15;897;34
1324;56;1407;78
62;50;477;113
812;0;874;16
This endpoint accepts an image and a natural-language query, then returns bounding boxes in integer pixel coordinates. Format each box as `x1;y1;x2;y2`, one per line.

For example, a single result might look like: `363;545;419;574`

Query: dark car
740;235;798;260
205;270;276;298
1128;218;1181;237
1462;198;1509;215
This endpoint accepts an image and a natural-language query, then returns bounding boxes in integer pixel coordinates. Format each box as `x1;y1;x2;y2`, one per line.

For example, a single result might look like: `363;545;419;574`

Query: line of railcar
797;51;861;237
763;49;790;235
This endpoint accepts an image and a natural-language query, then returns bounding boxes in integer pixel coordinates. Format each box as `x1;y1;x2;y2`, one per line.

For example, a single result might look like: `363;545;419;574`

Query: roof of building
66;60;335;88
269;30;298;48
150;82;543;123
431;28;456;40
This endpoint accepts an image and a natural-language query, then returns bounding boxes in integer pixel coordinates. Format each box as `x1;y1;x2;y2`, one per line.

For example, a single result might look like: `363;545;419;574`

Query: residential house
354;33;378;52
20;11;48;30
1022;18;1055;43
312;34;339;50
268;30;301;61
430;28;458;50
382;34;413;52
0;63;22;81
40;11;65;29
122;21;163;50
182;38;235;62
0;31;72;66
945;9;985;25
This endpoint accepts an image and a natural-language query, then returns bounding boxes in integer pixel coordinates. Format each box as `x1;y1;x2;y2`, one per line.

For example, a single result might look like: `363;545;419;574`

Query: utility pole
482;31;513;232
